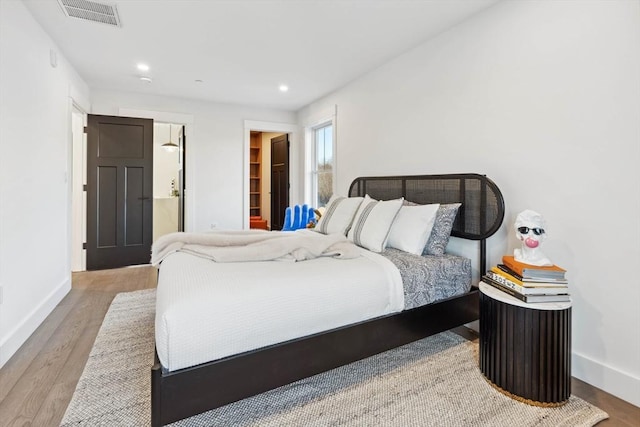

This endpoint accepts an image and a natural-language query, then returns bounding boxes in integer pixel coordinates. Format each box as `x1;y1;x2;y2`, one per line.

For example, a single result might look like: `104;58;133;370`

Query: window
304;106;337;209
312;123;334;208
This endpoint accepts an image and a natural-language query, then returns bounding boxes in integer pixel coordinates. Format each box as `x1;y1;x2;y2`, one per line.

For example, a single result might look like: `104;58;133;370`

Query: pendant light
162;124;179;152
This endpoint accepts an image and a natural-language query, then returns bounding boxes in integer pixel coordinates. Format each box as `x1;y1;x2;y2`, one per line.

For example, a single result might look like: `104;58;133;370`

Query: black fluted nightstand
479;282;572;406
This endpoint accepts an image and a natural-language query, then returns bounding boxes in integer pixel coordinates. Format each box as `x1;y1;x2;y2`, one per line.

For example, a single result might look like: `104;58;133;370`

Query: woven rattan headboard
348;173;505;272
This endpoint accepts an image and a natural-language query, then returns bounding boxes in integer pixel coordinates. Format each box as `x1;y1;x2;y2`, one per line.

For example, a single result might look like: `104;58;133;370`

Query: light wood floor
0;266;638;426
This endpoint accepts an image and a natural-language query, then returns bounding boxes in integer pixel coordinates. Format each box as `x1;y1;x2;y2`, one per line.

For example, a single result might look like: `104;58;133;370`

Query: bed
151;173;505;426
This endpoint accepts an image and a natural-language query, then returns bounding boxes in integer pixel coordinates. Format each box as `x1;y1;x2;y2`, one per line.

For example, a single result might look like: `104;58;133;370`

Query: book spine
501;257;525;276
490;266;568;287
483;278;570;303
486;271;527;294
482;278;528;302
489;267;527;286
497;264;524;280
502;255;566;279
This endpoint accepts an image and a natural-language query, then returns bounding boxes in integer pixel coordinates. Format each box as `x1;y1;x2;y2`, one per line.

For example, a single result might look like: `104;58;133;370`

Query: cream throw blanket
151;229;360;266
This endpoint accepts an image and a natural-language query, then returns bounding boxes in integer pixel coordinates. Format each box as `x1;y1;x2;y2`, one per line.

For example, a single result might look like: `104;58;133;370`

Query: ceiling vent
57;0;121;28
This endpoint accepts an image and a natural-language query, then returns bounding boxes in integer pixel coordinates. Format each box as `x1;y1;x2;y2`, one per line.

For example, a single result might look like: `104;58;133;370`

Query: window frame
311;122;335;208
305;109;337;208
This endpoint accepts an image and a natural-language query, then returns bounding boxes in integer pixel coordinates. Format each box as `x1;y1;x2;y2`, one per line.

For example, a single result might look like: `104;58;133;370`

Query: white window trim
310;122;334;208
304;105;337;206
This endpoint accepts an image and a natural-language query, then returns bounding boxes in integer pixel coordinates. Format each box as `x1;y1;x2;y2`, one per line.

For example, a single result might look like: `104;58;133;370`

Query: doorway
153;122;185;241
72;115;186;271
242;120;304;229
247;131;288;230
85;114;154;270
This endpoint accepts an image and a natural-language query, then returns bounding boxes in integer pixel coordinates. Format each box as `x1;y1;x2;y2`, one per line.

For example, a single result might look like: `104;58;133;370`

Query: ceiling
23;0;499;111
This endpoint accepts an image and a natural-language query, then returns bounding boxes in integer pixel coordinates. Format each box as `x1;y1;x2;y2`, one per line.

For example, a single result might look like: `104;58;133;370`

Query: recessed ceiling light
140;76;152;83
279;84;289;92
137;63;150;72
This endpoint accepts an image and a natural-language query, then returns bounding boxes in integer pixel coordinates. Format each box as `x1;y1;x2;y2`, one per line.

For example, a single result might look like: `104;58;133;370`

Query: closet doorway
248;131;288;230
244;120;299;231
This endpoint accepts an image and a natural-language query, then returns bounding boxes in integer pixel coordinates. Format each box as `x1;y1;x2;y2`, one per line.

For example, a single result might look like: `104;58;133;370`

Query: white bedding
151;229;361;265
155;247;404;372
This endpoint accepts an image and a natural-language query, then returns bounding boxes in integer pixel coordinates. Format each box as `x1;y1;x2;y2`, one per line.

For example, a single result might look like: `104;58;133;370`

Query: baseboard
0;278;71;368
572;350;640;407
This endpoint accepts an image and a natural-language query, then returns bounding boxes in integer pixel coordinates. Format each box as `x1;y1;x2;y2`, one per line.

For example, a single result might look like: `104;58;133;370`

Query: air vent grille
57;0;121;27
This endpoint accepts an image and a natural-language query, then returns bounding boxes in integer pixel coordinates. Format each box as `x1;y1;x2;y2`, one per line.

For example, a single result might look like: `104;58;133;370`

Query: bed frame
151;173;504;426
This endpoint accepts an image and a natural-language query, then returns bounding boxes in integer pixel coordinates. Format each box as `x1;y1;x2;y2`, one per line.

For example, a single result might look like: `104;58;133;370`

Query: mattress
155;247;404;372
155;246;471;372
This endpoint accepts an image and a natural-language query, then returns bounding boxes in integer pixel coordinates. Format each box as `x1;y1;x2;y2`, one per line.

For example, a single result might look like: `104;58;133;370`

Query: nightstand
479;282;572;406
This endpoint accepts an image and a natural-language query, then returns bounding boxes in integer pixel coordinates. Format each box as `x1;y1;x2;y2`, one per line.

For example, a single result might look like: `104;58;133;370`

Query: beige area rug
61;289;608;426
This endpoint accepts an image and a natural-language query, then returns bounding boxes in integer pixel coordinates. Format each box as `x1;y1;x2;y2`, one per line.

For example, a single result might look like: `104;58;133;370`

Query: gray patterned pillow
422;203;461;256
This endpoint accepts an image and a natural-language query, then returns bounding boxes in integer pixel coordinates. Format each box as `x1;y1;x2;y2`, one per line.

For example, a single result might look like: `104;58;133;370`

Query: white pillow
387;203;440;255
314;195;364;235
347;195;403;253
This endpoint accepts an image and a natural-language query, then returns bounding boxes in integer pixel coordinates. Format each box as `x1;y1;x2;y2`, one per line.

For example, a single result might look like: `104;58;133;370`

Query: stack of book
482;255;570;303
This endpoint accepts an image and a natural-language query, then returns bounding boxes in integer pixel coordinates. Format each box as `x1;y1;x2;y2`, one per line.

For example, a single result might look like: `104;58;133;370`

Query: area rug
61;289;608;426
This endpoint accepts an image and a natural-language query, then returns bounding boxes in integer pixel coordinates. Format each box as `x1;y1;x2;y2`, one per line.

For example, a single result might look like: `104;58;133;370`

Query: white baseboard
0;278;71;368
572;350;640;407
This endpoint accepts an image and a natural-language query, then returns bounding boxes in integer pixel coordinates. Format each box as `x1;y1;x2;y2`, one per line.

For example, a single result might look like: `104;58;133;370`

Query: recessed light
279;84;289;92
137;63;150;72
140;76;152;83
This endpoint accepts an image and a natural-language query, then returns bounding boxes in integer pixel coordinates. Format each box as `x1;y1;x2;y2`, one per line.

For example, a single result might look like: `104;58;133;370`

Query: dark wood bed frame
151;173;505;426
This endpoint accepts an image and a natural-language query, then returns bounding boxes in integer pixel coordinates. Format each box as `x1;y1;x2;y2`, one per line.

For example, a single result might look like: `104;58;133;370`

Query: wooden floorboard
571;377;640;427
31;292;114;427
0;290;107;426
0;266;156;427
0;291;82;403
0;266;637;426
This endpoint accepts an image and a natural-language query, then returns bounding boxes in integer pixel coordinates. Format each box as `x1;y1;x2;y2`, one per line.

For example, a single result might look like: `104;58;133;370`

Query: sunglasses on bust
517;226;545;236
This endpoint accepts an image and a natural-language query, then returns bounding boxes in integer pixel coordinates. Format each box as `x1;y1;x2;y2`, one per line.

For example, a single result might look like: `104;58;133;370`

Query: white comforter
151;229;360;266
155;246;404;372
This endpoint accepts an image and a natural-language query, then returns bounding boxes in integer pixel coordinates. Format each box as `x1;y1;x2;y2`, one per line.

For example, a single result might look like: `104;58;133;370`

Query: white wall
297;0;640;406
92;90;296;232
0;1;90;367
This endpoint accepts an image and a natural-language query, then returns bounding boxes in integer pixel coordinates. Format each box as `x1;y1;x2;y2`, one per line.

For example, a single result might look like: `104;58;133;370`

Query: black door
86;114;153;270
270;134;289;230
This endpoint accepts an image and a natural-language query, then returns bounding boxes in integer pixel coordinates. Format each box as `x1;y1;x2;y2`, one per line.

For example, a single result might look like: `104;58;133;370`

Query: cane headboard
348;173;505;272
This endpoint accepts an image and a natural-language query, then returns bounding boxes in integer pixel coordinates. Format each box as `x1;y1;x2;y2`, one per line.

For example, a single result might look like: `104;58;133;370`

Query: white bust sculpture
513;209;552;266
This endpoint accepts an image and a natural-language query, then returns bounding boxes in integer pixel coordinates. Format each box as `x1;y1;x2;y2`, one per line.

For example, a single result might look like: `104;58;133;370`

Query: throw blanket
151;229;360;266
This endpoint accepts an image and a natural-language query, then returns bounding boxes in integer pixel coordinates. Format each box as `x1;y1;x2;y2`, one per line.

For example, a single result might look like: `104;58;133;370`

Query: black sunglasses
517;226;545;236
